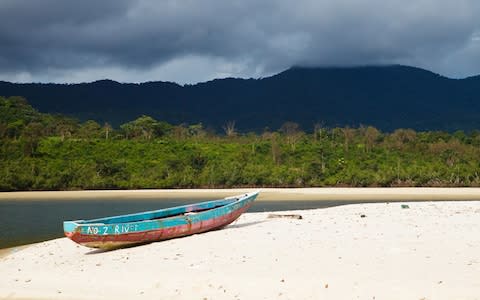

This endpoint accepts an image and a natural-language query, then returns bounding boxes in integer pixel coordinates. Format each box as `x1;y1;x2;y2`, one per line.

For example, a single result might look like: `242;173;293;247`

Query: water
0;198;376;249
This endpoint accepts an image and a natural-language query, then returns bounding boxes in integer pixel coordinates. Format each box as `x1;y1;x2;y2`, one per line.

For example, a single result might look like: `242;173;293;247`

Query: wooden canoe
63;191;259;249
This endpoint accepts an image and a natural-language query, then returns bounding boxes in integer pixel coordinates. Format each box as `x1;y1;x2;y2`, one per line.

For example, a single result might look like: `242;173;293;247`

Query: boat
63;191;259;249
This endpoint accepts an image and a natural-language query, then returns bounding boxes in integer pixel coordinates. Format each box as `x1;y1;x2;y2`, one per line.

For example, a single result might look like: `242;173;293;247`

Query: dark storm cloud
0;0;479;82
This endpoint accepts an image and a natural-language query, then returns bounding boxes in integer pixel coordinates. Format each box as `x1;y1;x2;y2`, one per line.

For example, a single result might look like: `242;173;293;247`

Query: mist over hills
1;65;480;132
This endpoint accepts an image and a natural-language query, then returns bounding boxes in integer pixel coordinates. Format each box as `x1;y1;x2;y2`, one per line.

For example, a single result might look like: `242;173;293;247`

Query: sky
1;0;480;84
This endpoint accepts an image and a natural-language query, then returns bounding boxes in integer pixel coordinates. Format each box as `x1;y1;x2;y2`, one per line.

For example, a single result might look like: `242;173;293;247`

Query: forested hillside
1;65;480;131
2;96;480;191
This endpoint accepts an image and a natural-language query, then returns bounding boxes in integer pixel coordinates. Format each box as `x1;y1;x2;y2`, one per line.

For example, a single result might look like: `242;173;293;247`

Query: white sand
1;201;480;299
2;187;480;201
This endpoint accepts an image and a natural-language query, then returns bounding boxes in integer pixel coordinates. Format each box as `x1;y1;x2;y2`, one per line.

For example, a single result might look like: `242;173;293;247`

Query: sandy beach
2;187;480;201
1;200;479;299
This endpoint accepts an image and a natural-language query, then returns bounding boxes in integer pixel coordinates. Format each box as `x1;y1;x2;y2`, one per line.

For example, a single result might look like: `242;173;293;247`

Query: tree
280;121;303;151
389;128;417;149
120;115;159;140
78;120;102;139
6;120;25;139
103;122;112;140
53;116;78;141
173;124;188;140
364;126;380;152
188;123;206;139
342;126;355;152
135;115;159;140
222;120;237;137
269;132;282;165
313;122;325;143
155;121;173;137
22;122;44;156
120;122;136;139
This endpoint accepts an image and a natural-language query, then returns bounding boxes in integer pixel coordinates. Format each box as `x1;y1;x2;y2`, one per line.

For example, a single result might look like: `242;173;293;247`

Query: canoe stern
63;220;81;237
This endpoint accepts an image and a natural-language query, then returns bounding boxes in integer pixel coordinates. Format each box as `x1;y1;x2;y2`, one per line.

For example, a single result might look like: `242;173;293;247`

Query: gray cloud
0;0;479;83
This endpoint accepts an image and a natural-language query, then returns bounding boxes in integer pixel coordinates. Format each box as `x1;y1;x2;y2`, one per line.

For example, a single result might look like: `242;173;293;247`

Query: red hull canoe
64;192;259;249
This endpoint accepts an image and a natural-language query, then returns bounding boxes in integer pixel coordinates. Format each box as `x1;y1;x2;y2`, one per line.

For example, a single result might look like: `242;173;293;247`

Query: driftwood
267;214;303;220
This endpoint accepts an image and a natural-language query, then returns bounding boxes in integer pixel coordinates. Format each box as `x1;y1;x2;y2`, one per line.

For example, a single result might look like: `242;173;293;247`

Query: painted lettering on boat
86;226;99;235
86;224;139;235
118;224;139;233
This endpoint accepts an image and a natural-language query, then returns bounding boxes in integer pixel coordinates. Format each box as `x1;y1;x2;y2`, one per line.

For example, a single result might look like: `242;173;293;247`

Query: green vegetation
2;96;480;191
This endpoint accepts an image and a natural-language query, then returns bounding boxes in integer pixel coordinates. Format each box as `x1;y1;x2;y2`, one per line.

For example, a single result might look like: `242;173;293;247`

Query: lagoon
3;186;480;249
0;198;364;248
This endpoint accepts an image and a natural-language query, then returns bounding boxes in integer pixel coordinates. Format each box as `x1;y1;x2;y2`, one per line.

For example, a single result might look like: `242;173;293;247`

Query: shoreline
1;187;480;201
0;244;30;259
1;201;479;299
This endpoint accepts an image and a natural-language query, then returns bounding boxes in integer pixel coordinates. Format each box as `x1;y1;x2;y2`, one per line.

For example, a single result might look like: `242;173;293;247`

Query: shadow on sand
226;219;268;229
84;219;269;255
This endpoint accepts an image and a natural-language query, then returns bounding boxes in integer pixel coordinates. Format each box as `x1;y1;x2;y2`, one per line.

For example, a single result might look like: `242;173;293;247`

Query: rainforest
1;96;480;191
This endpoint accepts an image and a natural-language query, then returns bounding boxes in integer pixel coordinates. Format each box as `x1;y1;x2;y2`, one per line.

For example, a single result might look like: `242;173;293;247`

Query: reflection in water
0;198;381;248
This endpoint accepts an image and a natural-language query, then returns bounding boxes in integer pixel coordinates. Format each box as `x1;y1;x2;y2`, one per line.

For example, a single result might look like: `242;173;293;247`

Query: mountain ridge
1;65;479;132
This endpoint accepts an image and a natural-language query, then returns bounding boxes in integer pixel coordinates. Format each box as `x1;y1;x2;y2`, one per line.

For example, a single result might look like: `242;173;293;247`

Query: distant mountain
1;65;480;131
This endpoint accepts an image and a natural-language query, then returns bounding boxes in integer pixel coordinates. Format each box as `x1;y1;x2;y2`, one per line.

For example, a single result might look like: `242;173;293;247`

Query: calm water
0;198;382;248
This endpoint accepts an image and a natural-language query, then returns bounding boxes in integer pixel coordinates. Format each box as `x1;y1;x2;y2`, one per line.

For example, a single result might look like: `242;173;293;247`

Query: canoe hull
64;192;258;249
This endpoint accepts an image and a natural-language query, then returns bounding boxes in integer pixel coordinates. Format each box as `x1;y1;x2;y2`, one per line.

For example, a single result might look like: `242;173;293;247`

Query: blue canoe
64;191;259;249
